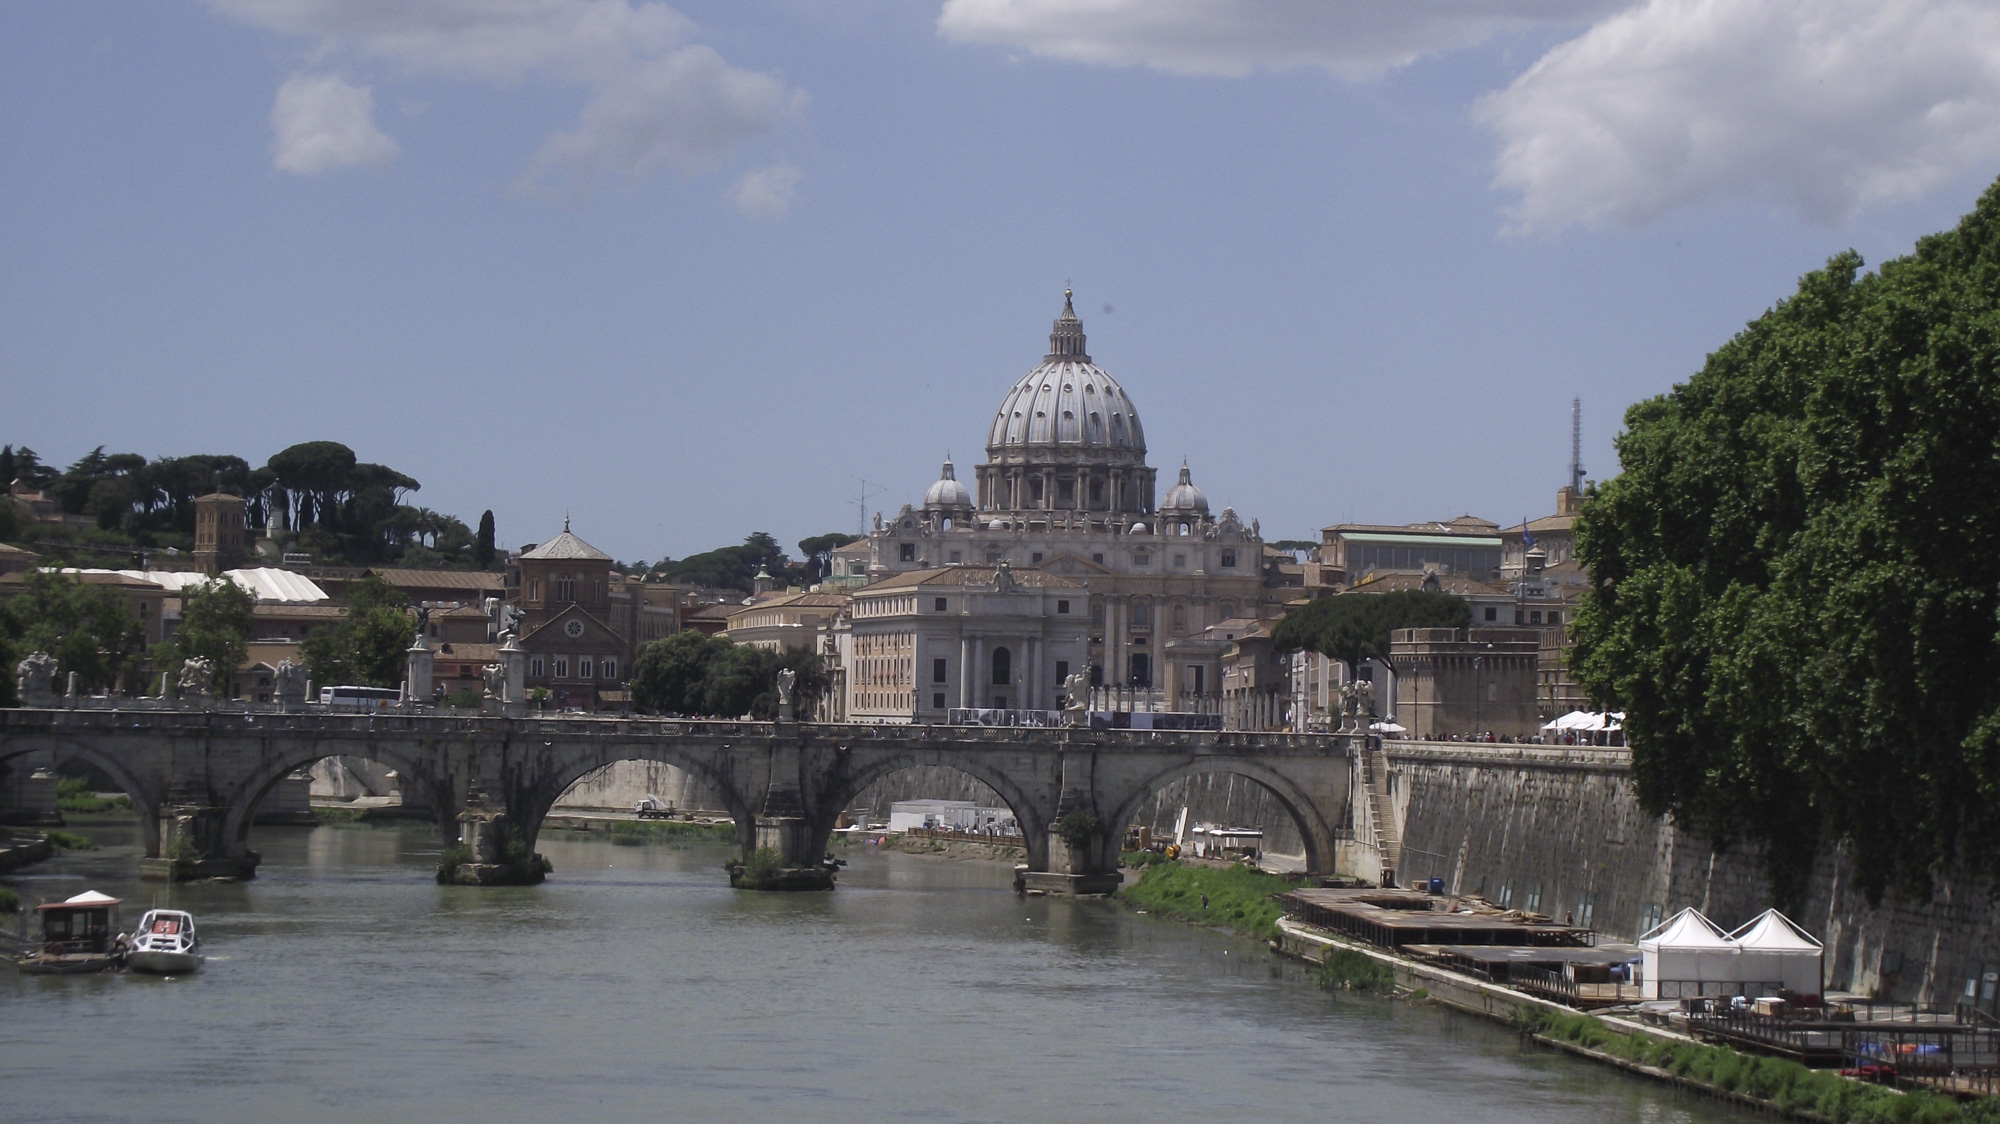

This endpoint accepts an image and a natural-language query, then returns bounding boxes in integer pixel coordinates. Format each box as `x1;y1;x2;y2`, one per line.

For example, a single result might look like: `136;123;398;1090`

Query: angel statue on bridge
1061;671;1091;728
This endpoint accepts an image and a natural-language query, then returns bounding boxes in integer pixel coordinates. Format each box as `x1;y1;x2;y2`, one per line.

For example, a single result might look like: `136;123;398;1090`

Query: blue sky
5;1;1999;563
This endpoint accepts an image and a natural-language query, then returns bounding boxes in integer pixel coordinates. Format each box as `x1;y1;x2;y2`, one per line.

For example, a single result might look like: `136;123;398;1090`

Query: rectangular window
1514;609;1524;624
1640;903;1663;934
1092;553;1104;565
948;551;962;564
1056;660;1069;682
1220;549;1236;568
933;658;948;684
900;543;916;562
986;551;1004;563
530;579;541;601
1484;607;1497;621
1550;610;1562;624
933;692;945;709
1172;553;1186;569
1031;552;1043;563
1133;553;1149;567
531;657;544;678
934;597;947;612
554;657;569;678
1530;610;1543;624
580;657;594;678
1057;599;1070;614
556;576;575;602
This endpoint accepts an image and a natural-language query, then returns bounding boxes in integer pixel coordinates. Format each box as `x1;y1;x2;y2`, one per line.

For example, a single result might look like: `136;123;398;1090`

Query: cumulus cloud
269;72;399;174
213;0;803;192
937;0;1623;79
1476;0;2000;232
726;162;803;220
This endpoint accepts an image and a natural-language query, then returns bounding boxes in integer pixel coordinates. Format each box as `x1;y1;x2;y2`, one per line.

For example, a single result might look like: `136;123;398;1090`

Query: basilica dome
924;457;972;509
1160;462;1209;515
986;292;1146;458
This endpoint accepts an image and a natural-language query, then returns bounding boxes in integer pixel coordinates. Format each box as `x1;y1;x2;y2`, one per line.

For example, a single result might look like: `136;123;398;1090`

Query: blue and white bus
320;685;401;711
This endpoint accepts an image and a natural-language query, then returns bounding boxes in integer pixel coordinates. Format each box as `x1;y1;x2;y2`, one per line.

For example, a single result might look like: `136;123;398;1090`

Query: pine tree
475;510;496;568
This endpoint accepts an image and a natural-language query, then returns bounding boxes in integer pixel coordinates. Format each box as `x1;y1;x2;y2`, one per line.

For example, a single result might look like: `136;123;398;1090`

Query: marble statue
177;657;216;697
16;651;55;701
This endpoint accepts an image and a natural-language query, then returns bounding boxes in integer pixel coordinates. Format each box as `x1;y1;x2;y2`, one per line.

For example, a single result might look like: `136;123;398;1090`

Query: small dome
924;457;972;509
1160;462;1209;515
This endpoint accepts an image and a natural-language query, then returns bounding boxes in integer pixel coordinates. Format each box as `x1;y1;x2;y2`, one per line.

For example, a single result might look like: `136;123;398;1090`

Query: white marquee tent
1638;907;1736;999
1728;909;1824;998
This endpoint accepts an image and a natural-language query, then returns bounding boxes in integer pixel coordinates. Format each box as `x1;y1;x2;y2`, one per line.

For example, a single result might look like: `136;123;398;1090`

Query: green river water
3;817;1759;1124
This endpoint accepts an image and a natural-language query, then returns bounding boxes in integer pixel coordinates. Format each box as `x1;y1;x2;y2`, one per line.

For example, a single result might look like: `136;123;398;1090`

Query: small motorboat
126;909;202;974
16;890;122;975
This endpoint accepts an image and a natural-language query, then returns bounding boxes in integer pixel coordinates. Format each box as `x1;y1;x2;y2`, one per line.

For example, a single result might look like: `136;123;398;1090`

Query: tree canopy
1571;177;2000;904
300;575;413;689
656;532;790;593
1;572;148;694
628;631;828;719
1270;590;1470;668
797;532;860;584
163;578;255;695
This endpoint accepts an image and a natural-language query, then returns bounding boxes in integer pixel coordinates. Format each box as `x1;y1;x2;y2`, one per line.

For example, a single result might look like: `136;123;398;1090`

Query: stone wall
1385;743;2000;1007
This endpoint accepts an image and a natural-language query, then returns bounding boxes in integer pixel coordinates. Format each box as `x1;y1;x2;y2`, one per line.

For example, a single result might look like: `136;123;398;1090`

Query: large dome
986;293;1146;456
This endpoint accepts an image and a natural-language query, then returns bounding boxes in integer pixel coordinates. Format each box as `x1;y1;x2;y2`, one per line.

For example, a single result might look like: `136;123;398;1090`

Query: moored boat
16;890;122;975
126;909;202;974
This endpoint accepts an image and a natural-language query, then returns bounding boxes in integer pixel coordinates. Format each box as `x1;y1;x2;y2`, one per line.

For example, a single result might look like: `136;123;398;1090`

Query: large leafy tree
628;631;829;719
1270;589;1471;668
1573;178;2000;905
6;572;147;693
161;578;255;695
300;575;413;689
797;533;860;585
658;532;791;593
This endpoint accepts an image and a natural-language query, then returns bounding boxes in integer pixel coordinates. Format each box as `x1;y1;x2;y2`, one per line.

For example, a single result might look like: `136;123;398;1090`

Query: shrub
0;886;19;912
1317;948;1397;994
1056;811;1099;850
46;830;93;851
434;843;472;883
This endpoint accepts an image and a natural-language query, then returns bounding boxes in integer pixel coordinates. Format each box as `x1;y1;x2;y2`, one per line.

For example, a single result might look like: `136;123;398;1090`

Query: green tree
629;630;730;715
7;572;147;693
797;532;860;585
660;532;791;593
300;575;413;689
475;510;496;568
161;578;255;695
1572;176;2000;904
1270;589;1471;668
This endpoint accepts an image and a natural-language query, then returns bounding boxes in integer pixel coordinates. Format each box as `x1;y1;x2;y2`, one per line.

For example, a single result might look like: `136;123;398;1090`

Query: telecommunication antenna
849;476;886;536
1569;397;1585;493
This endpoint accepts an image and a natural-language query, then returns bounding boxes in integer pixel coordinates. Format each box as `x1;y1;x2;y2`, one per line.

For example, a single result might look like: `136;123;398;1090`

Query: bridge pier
732;731;834;891
1022;752;1125;896
140;804;260;882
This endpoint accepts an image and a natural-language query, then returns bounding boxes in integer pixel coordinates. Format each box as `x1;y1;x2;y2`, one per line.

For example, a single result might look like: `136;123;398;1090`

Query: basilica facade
863;293;1282;694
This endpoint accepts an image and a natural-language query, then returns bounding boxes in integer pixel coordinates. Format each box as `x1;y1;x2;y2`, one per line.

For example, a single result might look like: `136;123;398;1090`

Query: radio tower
1569;398;1585;493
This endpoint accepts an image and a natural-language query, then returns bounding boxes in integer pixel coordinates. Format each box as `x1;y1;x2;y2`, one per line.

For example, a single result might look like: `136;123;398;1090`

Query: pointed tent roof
1728;909;1823;950
1639;907;1733;949
521;518;611;562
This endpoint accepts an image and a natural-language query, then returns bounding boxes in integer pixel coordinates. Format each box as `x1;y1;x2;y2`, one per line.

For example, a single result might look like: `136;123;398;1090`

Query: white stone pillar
959;635;973;710
405;634;434;705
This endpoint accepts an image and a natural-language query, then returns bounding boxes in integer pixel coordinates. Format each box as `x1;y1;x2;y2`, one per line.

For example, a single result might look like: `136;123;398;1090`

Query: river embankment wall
1383;742;1999;1007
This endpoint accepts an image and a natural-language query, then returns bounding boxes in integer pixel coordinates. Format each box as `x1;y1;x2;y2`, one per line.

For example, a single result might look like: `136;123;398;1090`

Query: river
5;817;1758;1124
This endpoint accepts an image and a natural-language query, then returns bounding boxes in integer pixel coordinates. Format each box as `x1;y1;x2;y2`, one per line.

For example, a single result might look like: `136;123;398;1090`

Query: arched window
1171;603;1187;632
1131;599;1152;628
556;575;575;602
991;646;1012;686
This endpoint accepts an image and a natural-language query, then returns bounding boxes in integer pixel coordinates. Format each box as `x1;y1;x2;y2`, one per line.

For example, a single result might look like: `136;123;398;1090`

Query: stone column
958;635;972;710
405;634;434;705
140;804;259;882
500;633;526;715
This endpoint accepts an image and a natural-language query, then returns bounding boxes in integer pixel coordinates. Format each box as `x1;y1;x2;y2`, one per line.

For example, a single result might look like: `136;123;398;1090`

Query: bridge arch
0;734;164;855
523;746;759;855
222;742;449;851
816;748;1057;873
1106;757;1338;876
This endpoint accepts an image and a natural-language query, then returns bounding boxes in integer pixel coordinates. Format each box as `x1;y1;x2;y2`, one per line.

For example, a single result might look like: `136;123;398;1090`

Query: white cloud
1476;0;2000;232
936;0;1624;79
213;0;802;193
269;72;399;174
727;162;803;220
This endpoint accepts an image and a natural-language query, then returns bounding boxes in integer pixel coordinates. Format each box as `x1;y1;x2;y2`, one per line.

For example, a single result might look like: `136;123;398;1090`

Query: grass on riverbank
1118;861;1302;941
56;777;131;814
608;820;737;845
1522;1008;2000;1124
46;830;92;850
311;806;369;825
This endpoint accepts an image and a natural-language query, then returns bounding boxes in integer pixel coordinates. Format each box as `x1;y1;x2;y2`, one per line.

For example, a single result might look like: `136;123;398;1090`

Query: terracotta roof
519;528;610;561
0;542;36;557
684;603;738;622
860;565;1085;591
729;591;850;613
368;568;505;592
433;642;500;662
1;571;164;591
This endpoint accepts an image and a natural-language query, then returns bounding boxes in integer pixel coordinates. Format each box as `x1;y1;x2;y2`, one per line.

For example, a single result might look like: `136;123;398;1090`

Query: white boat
125;909;202;974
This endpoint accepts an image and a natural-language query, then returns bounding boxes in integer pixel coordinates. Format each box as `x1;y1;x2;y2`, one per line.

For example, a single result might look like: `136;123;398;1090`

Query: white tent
1639;907;1736;999
1728;909;1824;998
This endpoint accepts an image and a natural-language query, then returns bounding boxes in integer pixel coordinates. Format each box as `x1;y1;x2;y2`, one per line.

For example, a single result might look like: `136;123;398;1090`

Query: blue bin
1428;877;1444;895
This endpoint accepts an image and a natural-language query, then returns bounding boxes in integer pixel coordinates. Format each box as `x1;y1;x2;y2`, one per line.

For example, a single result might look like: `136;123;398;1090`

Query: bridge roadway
0;706;1353;892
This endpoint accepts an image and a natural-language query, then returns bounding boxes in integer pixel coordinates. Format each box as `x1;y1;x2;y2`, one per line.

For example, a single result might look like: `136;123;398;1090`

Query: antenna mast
1569;397;1585;493
849;476;886;536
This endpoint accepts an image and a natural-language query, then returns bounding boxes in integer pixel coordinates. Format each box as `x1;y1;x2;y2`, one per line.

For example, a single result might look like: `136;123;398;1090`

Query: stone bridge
0;707;1355;893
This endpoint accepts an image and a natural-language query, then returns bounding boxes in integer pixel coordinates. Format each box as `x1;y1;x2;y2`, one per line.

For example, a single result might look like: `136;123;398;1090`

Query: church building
863;292;1280;696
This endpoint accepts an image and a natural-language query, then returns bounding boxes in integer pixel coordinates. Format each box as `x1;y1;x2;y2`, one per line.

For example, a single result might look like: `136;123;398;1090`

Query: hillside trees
657;532;790;592
1571;177;2000;903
